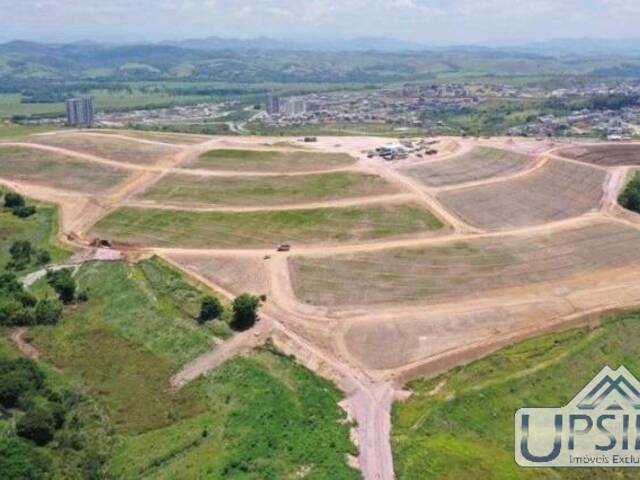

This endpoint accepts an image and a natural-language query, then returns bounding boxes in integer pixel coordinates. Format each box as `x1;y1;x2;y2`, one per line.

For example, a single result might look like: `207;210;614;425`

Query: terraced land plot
138;171;398;206
27;132;179;165
93;203;443;248
0;145;129;192
400;146;534;187
107;130;211;145
186;149;357;173
289;221;640;307
559;143;640;166
166;254;269;296
437;159;606;230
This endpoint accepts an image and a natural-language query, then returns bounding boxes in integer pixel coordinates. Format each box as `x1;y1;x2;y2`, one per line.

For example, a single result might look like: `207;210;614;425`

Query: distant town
34;81;640;140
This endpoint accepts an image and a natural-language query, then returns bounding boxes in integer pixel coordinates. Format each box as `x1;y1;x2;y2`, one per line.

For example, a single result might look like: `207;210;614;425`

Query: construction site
2;129;640;479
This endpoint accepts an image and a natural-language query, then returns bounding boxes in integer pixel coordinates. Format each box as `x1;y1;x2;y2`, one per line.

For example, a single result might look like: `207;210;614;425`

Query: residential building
65;97;95;127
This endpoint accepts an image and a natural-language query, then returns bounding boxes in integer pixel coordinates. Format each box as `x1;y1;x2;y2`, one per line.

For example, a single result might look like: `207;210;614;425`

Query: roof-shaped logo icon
570;366;640;411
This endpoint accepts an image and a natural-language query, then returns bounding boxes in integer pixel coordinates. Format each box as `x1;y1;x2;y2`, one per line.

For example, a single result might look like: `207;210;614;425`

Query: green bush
0;358;45;408
4;192;25;209
12;205;37;218
34;298;63;325
619;173;640;213
46;268;76;304
16;406;57;446
0;436;50;479
198;295;223;324
8;240;33;270
36;250;51;265
231;293;261;331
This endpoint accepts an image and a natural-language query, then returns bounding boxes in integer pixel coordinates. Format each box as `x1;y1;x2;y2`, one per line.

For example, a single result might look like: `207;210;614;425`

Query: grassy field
247;121;431;137
0;122;60;139
0;189;70;270
187;148;356;172
0;145;130;192
139;171;397;206
28;132;179;165
392;311;640;479
25;259;356;478
93;203;443;248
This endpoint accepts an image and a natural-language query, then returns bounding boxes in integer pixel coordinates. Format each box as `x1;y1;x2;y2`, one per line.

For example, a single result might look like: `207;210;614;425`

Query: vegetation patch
0;188;69;271
392;311;640;479
619;171;640;213
188;148;356;172
93;203;443;248
139;171;397;206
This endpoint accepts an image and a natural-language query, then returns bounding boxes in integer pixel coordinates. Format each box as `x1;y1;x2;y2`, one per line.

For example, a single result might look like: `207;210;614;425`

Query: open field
558;143;640;166
165;254;269;296
400;146;534;187
139;171;398;206
0;123;60;139
186;148;357;172
0;145;130;192
391;311;640;480
437;159;606;230
27;132;180;165
90;129;212;145
289;221;640;307
93;203;443;248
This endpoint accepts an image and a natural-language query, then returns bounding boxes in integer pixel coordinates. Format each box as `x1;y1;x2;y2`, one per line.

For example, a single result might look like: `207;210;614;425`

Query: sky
2;0;640;45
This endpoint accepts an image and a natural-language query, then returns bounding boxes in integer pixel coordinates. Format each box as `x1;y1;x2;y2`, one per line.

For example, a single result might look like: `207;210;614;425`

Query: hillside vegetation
392;312;640;479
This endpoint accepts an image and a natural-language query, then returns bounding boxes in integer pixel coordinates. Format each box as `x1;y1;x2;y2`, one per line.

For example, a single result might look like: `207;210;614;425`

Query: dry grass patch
138;171;398;206
27;132;179;164
290;221;640;307
0;145;129;192
166;254;269;296
437;159;606;230
401;146;534;187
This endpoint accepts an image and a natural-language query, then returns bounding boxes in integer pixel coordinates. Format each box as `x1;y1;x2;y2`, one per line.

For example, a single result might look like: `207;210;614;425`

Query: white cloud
0;0;639;44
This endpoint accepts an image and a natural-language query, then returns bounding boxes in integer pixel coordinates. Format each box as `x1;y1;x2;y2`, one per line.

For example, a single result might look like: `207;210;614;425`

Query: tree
619;173;640;213
12;205;37;218
34;298;63;325
36;249;51;265
46;269;76;304
4;192;25;209
8;240;33;269
16;407;56;446
0;437;50;480
0;371;32;408
231;294;260;331
198;295;223;324
0;297;25;326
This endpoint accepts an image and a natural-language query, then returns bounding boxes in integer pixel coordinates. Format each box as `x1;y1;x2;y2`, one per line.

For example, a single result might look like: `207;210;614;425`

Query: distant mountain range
4;36;640;56
160;36;640;55
160;36;427;52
